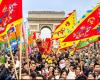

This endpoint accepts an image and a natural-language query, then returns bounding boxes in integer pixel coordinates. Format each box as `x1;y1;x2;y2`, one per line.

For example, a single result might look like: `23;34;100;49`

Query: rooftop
28;11;65;14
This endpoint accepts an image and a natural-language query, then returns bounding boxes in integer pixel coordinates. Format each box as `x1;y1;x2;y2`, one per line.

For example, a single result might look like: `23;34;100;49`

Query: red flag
36;38;52;54
90;25;100;35
0;0;22;36
33;32;36;39
63;5;100;42
43;38;52;54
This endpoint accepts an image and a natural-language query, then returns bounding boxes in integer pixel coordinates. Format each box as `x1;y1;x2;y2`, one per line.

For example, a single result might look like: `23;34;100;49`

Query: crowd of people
0;41;100;80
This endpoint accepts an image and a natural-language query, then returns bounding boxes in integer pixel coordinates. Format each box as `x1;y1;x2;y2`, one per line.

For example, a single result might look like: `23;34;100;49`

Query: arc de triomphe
27;11;65;38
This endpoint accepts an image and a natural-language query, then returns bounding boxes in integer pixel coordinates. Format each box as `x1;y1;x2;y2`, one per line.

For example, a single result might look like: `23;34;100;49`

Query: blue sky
23;0;100;21
23;0;100;39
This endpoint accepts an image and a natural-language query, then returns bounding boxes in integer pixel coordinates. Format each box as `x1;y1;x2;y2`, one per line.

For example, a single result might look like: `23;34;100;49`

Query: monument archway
40;26;52;39
28;11;65;38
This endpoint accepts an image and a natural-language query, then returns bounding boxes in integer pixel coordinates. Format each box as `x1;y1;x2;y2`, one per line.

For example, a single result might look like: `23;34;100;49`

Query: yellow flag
57;10;77;49
59;5;100;50
59;40;79;49
52;10;76;40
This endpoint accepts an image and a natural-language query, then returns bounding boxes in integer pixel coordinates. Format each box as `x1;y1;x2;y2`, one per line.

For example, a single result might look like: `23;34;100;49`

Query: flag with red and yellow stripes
0;0;22;36
63;4;100;42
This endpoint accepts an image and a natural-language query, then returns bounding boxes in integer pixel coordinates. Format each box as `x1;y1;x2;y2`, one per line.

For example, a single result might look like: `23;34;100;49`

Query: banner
52;10;76;40
43;38;52;54
0;0;22;36
23;22;28;44
33;32;36;40
63;5;100;42
59;35;99;50
77;36;99;49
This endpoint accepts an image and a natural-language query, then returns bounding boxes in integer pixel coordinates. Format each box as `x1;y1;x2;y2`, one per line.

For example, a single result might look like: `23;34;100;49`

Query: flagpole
6;33;18;79
19;24;23;79
26;43;30;75
22;23;30;75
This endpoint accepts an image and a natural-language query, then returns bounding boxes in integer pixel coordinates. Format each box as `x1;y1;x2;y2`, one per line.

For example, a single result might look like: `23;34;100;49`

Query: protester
0;41;100;79
60;69;68;80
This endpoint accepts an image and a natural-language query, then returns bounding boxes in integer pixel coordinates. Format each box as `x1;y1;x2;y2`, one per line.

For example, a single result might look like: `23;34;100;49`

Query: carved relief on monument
30;25;38;31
